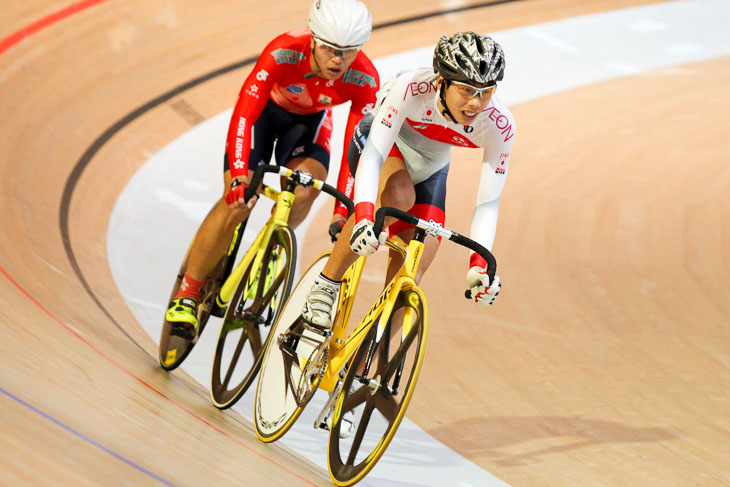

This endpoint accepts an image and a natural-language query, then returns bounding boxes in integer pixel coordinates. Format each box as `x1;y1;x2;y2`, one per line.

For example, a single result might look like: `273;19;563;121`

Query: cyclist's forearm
322;216;360;281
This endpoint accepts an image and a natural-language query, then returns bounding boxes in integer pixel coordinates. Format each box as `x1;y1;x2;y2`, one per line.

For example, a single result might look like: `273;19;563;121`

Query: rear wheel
254;252;331;442
328;288;429;486
210;226;296;409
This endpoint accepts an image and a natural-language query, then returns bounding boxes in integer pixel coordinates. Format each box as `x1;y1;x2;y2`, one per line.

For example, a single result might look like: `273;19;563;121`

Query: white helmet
308;0;372;48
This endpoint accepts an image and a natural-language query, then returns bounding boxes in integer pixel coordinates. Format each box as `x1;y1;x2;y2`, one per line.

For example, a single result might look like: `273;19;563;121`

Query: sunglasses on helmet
451;80;497;98
313;36;361;56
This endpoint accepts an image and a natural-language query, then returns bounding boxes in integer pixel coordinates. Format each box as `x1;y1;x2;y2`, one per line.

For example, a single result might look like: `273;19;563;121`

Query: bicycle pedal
302;321;333;338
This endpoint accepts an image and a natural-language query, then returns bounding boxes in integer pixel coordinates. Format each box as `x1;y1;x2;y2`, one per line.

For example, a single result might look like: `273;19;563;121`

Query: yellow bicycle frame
216;185;293;307
319;236;428;392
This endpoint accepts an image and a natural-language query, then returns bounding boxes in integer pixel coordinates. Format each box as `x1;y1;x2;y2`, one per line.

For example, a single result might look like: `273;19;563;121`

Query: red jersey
225;30;379;217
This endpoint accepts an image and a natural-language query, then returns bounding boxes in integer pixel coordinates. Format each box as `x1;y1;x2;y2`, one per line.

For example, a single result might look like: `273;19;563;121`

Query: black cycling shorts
224;99;332;173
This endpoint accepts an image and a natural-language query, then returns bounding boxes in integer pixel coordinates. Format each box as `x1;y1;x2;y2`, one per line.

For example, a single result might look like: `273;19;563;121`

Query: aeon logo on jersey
484;107;515;142
256;69;269;82
404;81;437;100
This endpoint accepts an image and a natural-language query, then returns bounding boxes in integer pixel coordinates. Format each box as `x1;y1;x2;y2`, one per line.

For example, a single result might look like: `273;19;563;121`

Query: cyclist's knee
294;185;319;206
213;197;251;228
415;238;439;283
381;183;415;212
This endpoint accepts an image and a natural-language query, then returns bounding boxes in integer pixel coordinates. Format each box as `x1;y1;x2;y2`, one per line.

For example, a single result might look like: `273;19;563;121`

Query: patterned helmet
308;0;372;48
433;32;505;87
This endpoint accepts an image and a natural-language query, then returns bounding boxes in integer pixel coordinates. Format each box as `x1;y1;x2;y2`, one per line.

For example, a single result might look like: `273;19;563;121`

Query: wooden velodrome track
2;0;729;485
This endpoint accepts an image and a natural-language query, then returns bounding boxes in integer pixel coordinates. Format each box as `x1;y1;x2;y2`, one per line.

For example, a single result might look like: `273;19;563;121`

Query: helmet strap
438;80;458;123
309;38;323;75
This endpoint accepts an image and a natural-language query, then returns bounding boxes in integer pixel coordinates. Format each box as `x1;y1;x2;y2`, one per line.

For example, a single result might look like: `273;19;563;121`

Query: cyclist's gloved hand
328;219;345;243
225;179;256;209
466;267;501;306
349;219;386;257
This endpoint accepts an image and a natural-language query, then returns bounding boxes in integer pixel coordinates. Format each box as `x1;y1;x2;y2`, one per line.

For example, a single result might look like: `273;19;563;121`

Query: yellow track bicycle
253;206;497;486
158;164;353;411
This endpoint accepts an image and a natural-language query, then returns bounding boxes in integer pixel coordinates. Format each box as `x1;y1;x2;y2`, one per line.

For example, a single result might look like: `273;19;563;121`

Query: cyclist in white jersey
303;32;514;328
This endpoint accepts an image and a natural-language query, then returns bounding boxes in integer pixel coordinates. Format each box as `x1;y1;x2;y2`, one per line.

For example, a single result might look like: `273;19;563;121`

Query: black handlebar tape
244;165;281;202
373;207;419;235
321;185;355;217
448;232;496;284
373;206;497;292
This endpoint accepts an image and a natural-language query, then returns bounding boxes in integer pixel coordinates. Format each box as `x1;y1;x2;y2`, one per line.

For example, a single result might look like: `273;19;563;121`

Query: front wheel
210;225;296;409
254;252;332;442
328;288;429;486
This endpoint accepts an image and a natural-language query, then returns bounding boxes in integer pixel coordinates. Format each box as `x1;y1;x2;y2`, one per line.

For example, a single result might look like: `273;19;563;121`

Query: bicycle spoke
221;328;250;389
380;325;418;384
256;269;285;309
341;383;369;412
346;402;376;466
247;321;263;355
372;392;399;422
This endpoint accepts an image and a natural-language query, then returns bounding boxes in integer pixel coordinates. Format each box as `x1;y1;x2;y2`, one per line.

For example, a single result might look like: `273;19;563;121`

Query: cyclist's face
441;79;495;125
310;37;360;79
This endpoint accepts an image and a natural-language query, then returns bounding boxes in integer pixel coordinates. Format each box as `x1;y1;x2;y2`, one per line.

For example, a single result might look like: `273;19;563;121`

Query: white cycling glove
466;267;501;306
349;219;387;257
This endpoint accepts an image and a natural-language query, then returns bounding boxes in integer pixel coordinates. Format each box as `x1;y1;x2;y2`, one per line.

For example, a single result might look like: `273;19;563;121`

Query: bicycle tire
158;251;229;371
328;287;429;486
210;225;297;409
254;252;331;442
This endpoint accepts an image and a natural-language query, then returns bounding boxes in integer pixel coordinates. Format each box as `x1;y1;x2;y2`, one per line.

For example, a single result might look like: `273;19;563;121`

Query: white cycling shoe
302;273;340;329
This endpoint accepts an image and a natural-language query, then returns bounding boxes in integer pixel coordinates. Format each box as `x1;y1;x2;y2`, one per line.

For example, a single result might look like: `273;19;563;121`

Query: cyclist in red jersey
165;0;379;337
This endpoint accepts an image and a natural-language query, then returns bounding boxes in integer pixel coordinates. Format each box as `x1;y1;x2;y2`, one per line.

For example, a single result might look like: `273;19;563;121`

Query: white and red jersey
353;68;516;265
225;30;379;216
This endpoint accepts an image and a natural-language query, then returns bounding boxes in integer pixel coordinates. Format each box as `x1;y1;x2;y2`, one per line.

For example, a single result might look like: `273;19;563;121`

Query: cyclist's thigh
276;109;331;174
391;163;449;234
285;156;328;181
377;155;415;213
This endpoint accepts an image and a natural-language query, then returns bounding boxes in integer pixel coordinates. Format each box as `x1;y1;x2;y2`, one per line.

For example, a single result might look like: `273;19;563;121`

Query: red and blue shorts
348;113;448;239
